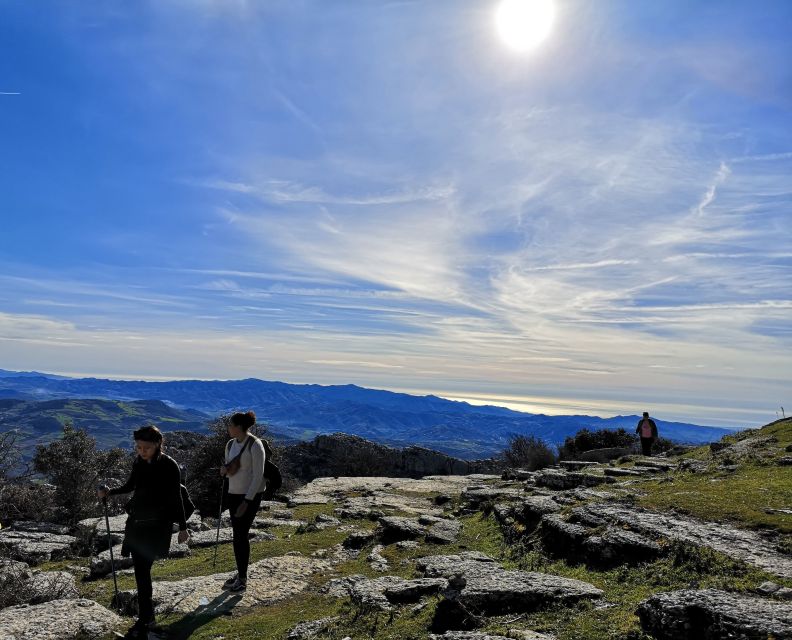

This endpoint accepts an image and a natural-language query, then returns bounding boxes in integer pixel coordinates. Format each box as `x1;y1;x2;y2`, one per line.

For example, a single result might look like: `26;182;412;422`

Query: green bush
559;428;637;459
502;434;557;470
33;424;128;524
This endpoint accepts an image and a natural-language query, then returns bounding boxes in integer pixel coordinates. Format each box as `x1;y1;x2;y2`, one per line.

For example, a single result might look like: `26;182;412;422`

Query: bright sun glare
495;0;556;52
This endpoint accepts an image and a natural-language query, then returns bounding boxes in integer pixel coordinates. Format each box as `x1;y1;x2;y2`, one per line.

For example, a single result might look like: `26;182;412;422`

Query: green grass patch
636;463;792;532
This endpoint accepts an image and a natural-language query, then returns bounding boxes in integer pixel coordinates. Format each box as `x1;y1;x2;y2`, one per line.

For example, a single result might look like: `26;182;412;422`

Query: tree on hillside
33;423;128;524
558;427;637;459
501;434;556;471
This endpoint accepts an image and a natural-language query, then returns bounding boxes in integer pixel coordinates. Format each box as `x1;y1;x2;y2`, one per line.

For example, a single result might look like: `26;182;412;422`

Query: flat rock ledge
0;598;122;640
116;554;332;616
636;589;792;640
324;575;448;611
0;530;78;565
583;502;792;579
90;533;191;578
430;632;555;640
416;552;603;616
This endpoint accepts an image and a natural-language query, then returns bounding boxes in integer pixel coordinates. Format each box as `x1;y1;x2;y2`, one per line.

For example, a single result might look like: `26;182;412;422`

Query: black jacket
110;453;187;531
635;417;658;439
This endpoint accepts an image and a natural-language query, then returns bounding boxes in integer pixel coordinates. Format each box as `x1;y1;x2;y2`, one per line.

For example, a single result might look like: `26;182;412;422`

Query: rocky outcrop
580;502;792;578
0;529;77;565
430;633;555;640
282;433;499;482
534;469;614;490
636;589;792;640
324;575;447;611
90;533;191;578
116;554;332;616
287;616;340;640
0;598;122;639
417;552;603;618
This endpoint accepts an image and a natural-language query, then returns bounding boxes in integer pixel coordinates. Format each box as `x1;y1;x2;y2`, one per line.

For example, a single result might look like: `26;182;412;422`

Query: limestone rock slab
0;598;122;640
636;588;792;640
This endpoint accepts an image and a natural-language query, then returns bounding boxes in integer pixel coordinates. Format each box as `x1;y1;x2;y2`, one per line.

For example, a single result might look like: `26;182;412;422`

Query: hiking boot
222;574;239;589
228;577;247;592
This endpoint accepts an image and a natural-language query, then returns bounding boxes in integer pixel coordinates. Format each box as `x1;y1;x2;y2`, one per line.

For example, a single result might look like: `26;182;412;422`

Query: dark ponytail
231;411;256;431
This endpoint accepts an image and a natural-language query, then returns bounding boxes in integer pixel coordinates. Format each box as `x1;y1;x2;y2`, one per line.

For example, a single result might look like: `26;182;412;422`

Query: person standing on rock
219;411;266;593
636;411;659;456
98;425;189;638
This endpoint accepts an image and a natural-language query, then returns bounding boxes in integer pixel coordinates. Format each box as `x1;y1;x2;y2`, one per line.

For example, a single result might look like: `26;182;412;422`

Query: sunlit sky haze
1;1;791;428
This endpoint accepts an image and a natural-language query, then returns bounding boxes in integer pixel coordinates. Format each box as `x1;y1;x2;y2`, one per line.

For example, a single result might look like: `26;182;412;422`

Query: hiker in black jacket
635;411;659;456
98;425;189;638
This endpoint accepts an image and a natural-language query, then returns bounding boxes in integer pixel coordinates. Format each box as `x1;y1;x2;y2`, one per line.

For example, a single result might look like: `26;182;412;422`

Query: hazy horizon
1;1;790;433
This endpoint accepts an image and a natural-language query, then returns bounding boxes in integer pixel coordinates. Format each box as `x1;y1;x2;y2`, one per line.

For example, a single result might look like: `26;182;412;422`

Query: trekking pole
101;495;120;609
212;477;225;569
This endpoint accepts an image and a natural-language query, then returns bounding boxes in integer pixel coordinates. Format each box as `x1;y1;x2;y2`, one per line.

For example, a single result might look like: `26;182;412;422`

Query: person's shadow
154;591;243;639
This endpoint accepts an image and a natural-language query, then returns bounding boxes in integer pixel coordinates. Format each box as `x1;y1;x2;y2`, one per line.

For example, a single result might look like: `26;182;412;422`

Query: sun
495;0;556;52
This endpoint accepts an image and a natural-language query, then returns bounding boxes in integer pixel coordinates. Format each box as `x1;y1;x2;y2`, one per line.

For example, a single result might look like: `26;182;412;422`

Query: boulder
426;519;462;544
287;616;340;640
539;514;589;557
519;496;562;529
417;552;603;616
0;530;77;565
636;589;792;640
314;514;342;529
324;574;447;611
534;469;614;490
342;530;376;549
378;516;426;543
76;513;127;548
0;598;122;640
582;528;661;567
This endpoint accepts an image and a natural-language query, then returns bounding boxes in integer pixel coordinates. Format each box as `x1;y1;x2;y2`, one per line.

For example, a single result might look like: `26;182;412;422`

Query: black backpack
178;463;196;517
261;438;282;499
224;436;283;500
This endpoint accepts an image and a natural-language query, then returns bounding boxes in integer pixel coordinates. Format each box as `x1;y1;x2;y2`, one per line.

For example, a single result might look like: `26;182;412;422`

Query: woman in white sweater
219;411;266;592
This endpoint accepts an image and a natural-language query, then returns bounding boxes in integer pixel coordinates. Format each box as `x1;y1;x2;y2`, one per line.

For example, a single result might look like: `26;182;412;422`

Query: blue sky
1;0;791;428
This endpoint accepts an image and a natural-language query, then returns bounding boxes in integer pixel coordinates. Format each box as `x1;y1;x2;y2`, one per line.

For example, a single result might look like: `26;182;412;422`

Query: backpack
224;436;283;500
178;463;196;518
261;438;282;499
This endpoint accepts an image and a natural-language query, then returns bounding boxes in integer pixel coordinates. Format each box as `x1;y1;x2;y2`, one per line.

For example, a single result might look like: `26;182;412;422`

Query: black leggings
131;551;155;623
227;493;262;581
641;437;654;456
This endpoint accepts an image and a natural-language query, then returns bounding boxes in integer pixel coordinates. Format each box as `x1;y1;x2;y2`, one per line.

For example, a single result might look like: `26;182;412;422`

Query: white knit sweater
225;435;266;500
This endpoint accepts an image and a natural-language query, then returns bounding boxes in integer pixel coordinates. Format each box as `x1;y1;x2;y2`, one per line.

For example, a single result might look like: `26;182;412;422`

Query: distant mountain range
0;369;735;458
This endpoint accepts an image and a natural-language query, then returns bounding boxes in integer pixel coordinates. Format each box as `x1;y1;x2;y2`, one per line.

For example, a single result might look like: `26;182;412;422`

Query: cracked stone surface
430;633;555;640
188;528;274;548
0;598;122;639
636;588;792;640
0;530;77;565
287;616;340;639
116;554;333;616
379;516;426;542
324;574;447;611
90;534;191;578
534;469;614;490
416;552;603;615
582;502;792;578
426;518;462;544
